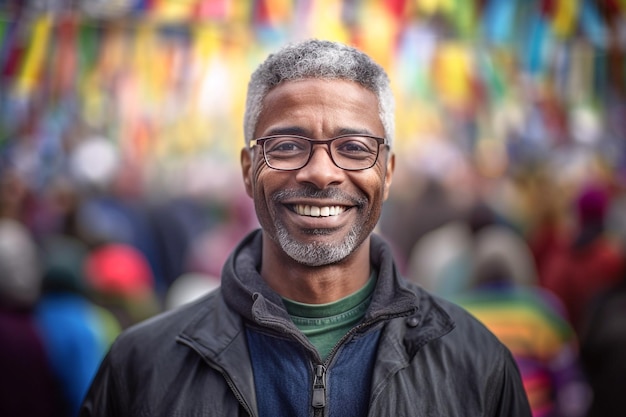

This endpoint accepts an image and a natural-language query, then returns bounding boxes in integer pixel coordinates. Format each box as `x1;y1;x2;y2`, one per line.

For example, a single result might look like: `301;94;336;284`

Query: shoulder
403;283;525;392
108;289;224;362
436;294;507;350
380;281;530;414
403;280;509;358
81;288;247;416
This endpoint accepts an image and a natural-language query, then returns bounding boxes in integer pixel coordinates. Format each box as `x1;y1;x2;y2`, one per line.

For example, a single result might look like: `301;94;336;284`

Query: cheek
249;152;271;192
251;164;264;187
251;164;280;214
366;167;389;199
358;170;389;220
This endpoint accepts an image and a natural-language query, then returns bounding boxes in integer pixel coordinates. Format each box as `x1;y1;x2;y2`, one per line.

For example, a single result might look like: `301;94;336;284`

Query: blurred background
0;1;624;417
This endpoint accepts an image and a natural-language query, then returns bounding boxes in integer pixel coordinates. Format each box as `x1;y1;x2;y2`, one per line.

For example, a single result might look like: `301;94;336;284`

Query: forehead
255;78;383;137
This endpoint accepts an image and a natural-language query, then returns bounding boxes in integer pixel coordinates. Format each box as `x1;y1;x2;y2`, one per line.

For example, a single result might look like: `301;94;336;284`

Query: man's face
241;78;394;266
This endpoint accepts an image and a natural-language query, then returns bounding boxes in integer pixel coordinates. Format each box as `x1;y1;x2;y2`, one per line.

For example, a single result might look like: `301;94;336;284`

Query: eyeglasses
250;134;387;171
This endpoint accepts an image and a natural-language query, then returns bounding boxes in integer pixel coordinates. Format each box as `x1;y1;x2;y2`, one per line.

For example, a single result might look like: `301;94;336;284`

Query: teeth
294;205;345;217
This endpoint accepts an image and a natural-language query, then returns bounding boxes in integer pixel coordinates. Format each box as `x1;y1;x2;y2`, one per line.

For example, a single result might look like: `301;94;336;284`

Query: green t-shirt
282;272;377;360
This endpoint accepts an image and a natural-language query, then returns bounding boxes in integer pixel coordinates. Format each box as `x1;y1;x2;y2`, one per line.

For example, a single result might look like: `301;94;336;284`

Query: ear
240;147;253;198
382;152;395;201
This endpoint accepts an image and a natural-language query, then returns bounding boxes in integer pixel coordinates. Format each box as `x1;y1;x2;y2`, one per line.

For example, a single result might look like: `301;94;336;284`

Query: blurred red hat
84;244;154;298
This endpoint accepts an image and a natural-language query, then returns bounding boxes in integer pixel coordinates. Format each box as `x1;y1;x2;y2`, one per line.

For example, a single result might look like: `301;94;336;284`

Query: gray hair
244;39;395;148
0;219;41;308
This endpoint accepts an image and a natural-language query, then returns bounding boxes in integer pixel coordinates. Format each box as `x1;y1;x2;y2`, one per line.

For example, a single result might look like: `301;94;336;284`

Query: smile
293;204;346;217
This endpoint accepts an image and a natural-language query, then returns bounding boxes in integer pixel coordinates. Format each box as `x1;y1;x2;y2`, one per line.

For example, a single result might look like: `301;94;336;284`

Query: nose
295;144;344;189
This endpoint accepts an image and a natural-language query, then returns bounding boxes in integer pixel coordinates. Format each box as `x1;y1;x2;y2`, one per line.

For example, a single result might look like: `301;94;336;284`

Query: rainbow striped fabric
453;286;588;417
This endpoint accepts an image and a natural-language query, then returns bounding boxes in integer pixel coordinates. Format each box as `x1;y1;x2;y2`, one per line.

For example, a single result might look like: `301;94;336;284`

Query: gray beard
275;220;362;266
271;188;365;266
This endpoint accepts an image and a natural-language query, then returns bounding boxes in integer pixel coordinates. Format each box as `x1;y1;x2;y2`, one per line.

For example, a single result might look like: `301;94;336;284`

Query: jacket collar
220;229;422;327
180;228;455;369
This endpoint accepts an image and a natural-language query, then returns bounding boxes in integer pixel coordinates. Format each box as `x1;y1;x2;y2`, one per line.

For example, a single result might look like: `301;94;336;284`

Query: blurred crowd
0;124;625;417
380;144;626;417
0;146;258;416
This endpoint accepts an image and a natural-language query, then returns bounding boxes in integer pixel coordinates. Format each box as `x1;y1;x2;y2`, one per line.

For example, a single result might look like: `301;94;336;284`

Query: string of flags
0;0;623;192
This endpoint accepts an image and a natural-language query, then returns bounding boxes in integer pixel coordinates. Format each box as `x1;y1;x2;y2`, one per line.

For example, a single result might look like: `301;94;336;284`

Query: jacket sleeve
79;347;127;417
490;345;532;417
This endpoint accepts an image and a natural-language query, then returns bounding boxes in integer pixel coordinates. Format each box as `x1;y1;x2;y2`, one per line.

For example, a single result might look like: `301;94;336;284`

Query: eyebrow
264;126;309;137
336;127;376;136
263;126;377;137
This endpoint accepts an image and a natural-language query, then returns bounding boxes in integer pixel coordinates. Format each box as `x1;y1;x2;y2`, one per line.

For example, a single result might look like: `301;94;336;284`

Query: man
80;39;531;416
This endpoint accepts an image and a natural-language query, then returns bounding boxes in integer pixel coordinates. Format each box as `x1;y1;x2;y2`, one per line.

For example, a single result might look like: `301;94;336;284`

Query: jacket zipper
256;301;415;417
308;312;411;416
308;318;383;416
311;364;327;410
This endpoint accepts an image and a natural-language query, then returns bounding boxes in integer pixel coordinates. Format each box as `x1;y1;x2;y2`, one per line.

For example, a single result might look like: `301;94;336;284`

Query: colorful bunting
0;0;622;187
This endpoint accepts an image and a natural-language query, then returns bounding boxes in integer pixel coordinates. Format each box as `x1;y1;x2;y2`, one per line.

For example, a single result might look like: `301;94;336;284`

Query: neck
260;235;372;304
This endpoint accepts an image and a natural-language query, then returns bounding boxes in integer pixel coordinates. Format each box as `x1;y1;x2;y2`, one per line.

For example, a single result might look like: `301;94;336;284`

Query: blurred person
453;225;590;417
0;219;65;417
380;174;463;274
576;187;626;417
184;198;257;279
522;167;569;281
0;160;30;221
406;199;503;298
68;136;165;294
35;234;121;417
148;196;213;292
81;39;530;416
540;182;625;333
578;270;626;417
604;188;626;251
74;191;163;291
83;243;160;329
406;219;474;296
162;196;256;310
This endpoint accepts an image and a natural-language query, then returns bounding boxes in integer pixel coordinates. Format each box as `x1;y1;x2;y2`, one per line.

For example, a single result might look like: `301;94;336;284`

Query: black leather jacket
80;230;531;416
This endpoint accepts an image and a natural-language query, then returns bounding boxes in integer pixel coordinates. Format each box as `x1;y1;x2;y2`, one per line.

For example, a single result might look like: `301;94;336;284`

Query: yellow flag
16;15;53;95
308;0;349;43
358;2;396;69
552;0;579;38
415;0;453;15
133;23;168;104
432;42;473;108
190;24;220;112
193;24;220;60
153;0;197;22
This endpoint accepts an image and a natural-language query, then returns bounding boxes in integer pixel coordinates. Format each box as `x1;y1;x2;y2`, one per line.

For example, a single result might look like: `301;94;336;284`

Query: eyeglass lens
263;135;381;171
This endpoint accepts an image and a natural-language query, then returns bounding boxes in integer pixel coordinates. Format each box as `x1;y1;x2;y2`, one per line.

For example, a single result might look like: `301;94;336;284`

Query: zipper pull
311;364;326;408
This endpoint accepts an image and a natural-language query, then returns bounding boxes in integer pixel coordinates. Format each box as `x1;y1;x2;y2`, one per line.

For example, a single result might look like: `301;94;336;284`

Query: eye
265;136;308;154
334;137;377;157
338;141;369;152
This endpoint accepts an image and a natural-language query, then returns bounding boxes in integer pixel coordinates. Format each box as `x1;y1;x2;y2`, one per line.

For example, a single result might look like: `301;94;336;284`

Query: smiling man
80;40;531;417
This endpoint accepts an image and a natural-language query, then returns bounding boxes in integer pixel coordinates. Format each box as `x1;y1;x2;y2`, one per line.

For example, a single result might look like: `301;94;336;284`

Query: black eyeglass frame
249;134;388;171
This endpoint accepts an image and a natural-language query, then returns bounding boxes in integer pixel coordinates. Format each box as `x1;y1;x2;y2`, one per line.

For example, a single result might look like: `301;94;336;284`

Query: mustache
272;187;366;207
